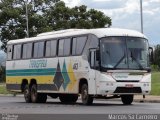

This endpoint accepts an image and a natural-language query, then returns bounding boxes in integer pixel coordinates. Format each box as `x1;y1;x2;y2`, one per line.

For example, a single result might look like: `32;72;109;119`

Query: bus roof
7;28;147;44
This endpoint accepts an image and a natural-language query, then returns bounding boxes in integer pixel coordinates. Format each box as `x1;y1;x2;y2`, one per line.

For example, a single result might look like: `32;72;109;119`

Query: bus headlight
143;83;149;87
106;82;114;86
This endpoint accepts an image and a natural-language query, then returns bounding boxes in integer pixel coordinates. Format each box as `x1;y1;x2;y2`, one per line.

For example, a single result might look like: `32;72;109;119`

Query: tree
44;1;111;30
0;0;112;52
154;44;160;68
0;0;60;52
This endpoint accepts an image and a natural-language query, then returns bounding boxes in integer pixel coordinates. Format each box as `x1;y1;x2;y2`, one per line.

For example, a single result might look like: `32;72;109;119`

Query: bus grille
114;87;142;93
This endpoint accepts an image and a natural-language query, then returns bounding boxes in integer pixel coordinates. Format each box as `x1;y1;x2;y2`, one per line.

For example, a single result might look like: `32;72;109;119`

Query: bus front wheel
24;84;31;103
81;84;93;105
121;95;134;105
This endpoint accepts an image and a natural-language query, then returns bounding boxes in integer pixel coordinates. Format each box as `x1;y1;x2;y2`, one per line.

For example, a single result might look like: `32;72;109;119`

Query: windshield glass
100;37;149;70
127;37;149;69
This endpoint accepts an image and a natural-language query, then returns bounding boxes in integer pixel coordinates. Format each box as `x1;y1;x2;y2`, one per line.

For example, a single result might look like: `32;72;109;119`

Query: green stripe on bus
6;68;56;76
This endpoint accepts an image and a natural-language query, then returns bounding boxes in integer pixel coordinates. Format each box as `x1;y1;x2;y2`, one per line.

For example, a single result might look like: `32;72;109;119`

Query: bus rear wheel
121;95;134;105
59;94;78;104
30;84;47;103
24;84;31;103
81;84;93;105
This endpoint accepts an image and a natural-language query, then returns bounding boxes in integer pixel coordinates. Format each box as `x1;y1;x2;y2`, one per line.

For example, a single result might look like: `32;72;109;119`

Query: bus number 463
73;63;78;70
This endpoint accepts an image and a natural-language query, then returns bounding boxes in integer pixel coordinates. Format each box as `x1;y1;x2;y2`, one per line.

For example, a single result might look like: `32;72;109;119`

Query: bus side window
38;42;44;58
45;41;51;57
58;39;64;56
13;44;22;60
64;38;71;56
26;43;33;58
45;40;57;57
72;36;87;55
22;43;32;59
76;36;87;55
33;42;39;58
72;38;77;55
22;44;27;59
7;45;13;60
50;40;57;57
33;42;44;58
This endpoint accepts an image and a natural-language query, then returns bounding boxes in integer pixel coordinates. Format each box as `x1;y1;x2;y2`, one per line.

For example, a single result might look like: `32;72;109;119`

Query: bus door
89;49;100;94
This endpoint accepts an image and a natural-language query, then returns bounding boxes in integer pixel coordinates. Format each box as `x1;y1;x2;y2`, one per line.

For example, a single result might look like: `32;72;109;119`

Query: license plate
125;84;134;88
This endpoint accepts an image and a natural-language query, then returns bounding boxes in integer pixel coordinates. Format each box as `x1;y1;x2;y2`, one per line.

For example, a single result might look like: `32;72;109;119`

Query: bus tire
59;94;78;104
121;95;134;105
24;84;31;103
81;84;93;105
30;84;38;103
30;84;47;103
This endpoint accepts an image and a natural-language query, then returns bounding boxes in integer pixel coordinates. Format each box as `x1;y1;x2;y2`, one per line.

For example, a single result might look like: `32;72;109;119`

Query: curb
133;99;160;103
0;94;23;97
93;95;160;103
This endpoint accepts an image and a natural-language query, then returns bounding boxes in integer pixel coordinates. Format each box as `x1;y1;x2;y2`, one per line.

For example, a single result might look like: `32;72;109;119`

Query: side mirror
149;47;154;64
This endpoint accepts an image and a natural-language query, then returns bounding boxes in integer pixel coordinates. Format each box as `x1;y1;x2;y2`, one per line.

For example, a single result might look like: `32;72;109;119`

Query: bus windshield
100;37;149;70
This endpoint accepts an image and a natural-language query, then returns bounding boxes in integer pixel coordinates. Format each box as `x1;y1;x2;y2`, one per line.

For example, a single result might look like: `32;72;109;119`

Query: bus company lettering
29;59;47;68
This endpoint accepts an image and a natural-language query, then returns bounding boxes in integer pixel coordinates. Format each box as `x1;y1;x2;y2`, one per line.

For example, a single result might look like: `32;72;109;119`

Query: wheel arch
29;79;37;88
78;78;88;93
21;79;28;92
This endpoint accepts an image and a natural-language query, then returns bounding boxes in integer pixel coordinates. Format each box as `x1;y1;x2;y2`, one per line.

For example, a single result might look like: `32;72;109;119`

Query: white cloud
62;0;81;7
62;0;160;45
125;0;139;14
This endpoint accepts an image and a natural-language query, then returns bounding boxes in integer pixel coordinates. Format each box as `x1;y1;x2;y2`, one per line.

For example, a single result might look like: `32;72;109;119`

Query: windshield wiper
130;51;144;70
113;53;125;69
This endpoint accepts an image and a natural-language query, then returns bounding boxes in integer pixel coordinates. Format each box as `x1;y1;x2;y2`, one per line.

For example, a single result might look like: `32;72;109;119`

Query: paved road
0;96;160;114
0;96;160;120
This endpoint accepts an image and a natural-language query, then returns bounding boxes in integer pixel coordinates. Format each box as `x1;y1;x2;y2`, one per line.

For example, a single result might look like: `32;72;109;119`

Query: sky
62;0;160;45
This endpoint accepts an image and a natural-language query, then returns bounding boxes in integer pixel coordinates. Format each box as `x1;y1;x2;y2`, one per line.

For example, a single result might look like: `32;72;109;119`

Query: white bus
6;28;152;105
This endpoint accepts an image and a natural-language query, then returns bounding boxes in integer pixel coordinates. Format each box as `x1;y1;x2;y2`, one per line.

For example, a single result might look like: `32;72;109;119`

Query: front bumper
97;82;151;95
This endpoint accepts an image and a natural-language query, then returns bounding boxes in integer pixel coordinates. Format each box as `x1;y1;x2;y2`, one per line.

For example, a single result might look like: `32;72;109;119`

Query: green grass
0;84;10;94
151;72;160;95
